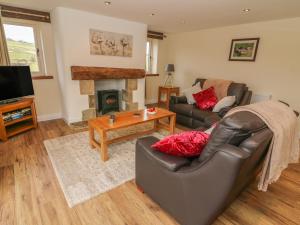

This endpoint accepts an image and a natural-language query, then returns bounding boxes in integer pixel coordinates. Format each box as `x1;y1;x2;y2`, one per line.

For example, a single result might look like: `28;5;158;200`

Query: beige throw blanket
203;79;232;100
226;100;300;191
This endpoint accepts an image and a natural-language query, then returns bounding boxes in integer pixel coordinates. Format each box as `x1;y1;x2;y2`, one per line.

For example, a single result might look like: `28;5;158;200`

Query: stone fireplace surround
71;66;146;121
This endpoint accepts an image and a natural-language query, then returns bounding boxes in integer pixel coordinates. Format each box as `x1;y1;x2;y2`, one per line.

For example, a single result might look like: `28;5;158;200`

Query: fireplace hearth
97;90;120;114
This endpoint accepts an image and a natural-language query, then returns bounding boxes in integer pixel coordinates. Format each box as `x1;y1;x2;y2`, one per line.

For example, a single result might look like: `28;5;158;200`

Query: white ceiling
3;0;300;33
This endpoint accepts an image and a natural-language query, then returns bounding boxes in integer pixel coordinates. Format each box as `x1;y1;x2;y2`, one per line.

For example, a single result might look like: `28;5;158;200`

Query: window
146;39;158;74
3;20;45;75
146;40;152;73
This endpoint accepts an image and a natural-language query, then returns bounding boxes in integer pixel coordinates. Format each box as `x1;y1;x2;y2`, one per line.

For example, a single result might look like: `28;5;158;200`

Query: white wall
52;7;147;123
155;17;300;123
34;21;62;121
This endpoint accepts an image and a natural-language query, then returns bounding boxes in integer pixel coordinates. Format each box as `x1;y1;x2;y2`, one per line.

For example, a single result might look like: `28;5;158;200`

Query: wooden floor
0;119;299;225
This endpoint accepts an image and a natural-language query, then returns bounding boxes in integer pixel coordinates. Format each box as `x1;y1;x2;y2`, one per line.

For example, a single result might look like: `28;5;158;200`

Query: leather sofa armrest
218;106;233;118
204;113;221;126
136;136;191;172
218;144;251;159
170;95;188;105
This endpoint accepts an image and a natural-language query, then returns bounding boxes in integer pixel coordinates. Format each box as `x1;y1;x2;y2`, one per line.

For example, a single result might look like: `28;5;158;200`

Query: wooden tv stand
0;98;37;141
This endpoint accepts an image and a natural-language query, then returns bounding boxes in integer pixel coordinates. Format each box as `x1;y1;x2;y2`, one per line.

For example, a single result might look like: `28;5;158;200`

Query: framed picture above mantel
229;38;260;62
90;29;133;57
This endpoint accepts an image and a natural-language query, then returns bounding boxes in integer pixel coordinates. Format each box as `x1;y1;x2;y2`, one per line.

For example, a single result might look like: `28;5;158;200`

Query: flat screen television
0;66;34;102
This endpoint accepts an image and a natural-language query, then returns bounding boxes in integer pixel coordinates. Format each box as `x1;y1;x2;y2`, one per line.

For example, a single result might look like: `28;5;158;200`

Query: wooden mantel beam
71;66;146;80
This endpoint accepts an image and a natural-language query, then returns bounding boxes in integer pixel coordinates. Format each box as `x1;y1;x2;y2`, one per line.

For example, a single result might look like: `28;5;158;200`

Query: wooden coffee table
88;108;176;161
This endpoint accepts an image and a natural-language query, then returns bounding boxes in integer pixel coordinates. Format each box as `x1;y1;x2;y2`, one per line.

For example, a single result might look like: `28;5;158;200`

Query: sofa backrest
224;127;273;205
199;111;268;163
193;78;248;105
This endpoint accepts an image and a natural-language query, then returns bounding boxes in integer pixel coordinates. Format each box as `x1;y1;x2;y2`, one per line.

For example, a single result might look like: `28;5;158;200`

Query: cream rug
44;124;166;207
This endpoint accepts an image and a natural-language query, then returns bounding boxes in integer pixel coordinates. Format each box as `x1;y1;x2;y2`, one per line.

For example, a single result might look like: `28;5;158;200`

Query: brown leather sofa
135;111;273;225
170;78;252;129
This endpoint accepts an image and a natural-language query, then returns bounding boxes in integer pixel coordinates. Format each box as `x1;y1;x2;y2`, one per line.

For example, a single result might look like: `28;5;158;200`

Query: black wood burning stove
97;90;120;114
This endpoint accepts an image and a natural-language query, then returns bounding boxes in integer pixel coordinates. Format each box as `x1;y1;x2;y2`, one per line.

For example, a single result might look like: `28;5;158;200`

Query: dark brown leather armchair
170;78;252;129
136;111;273;225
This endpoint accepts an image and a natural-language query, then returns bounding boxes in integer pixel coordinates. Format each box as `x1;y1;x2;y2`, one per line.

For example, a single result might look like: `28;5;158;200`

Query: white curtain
0;11;10;65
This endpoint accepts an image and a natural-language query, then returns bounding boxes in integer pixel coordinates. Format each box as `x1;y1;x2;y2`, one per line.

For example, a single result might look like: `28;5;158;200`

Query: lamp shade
165;64;175;72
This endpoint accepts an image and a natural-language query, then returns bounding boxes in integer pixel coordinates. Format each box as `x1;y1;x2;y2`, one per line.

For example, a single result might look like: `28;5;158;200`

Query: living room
0;1;299;225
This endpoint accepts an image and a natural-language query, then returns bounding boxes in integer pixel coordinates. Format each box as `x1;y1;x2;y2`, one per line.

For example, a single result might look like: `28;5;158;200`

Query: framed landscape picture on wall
229;38;260;61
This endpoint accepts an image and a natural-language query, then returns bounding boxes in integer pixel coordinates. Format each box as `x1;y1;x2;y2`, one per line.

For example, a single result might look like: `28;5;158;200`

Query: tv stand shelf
0;98;37;141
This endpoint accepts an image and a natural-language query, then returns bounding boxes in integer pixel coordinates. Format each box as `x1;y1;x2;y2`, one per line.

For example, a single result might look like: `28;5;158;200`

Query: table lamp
164;64;175;87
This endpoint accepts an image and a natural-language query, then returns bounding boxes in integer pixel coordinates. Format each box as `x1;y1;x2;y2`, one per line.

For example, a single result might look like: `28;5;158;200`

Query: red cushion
151;131;210;157
193;87;218;110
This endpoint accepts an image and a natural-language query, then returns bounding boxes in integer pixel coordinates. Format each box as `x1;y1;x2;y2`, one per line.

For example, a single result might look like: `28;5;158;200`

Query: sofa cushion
194;78;247;105
203;113;221;127
192;108;216;122
152;131;210;157
177;114;194;128
182;85;202;104
193;87;218;110
199;111;266;162
192;120;207;130
213;96;236;112
172;104;193;117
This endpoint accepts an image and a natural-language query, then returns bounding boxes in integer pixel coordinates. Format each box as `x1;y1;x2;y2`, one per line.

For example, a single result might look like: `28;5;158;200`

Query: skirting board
37;113;62;122
65;116;84;125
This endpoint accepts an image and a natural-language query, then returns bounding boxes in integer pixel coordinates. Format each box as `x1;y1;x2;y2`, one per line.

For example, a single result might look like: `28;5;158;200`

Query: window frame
2;18;46;76
146;39;153;74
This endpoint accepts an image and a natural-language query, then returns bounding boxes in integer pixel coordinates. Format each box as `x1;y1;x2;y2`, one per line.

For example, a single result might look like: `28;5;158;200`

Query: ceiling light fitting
242;8;251;13
104;1;111;6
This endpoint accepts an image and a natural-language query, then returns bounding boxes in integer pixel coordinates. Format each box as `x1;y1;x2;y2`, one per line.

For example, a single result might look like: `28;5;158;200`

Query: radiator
251;93;272;103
